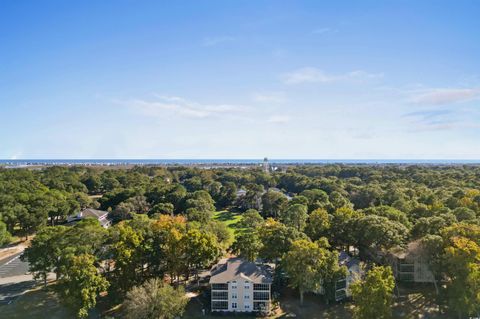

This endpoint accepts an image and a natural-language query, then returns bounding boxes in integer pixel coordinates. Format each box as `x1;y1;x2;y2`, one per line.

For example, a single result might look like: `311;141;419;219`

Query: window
244;295;250;299
335;289;347;301
399;273;414;281
232;293;237;299
336;279;347;290
244;282;250;289
212;291;228;300
211;283;228;290
253;283;269;291
232;302;237;309
212;301;228;310
253;291;270;301
231;281;237;289
399;264;414;273
245;304;250;310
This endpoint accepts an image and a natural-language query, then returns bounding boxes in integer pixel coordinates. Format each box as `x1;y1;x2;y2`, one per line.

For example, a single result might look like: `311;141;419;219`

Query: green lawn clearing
212;210;244;238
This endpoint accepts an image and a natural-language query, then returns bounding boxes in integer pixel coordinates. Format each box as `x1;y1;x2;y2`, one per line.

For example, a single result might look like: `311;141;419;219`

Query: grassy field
212;210;244;238
0;287;76;319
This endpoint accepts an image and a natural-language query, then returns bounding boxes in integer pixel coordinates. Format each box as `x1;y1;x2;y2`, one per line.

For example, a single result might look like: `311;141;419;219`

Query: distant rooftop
210;258;273;284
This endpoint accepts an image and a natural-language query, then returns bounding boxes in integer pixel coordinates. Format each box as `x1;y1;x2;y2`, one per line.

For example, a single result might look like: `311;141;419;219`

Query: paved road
0;253;29;278
0;252;35;304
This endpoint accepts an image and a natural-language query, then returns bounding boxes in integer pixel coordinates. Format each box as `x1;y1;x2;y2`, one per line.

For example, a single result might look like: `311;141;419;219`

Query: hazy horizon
2;1;480;159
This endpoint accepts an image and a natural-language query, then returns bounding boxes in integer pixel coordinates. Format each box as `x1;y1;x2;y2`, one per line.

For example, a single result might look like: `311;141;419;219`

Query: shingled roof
209;258;273;284
79;208;107;219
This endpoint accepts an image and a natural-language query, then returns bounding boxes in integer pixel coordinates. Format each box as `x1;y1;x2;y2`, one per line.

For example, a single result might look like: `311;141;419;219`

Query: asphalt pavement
0;253;29;278
0;252;35;304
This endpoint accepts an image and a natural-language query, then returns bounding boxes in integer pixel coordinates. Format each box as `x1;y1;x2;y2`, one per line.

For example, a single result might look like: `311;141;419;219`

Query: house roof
209;258;273;284
81;208;108;219
339;251;360;269
390;239;425;259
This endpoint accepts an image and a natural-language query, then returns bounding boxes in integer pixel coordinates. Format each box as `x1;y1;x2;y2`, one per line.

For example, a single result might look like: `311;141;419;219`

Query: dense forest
1;164;480;318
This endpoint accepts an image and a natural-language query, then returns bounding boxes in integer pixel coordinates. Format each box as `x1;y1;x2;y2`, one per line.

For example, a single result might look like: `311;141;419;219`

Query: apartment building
209;258;273;313
389;240;435;283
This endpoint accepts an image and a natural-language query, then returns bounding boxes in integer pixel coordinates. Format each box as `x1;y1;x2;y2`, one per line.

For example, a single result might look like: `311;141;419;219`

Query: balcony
211;291;228;300
211;283;228;290
253;291;270;301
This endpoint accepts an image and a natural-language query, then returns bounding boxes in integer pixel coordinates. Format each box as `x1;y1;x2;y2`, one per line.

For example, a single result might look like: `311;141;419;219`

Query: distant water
1;159;480;167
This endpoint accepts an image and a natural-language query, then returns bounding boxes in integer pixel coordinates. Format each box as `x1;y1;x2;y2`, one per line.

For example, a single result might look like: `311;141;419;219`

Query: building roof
81;208;108;219
68;208;111;227
390;239;425;259
210;258;273;284
338;251;361;270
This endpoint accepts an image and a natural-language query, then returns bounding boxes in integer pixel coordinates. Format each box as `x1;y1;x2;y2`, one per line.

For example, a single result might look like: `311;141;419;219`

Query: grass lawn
213;210;244;238
0;287;76;319
0;285;121;319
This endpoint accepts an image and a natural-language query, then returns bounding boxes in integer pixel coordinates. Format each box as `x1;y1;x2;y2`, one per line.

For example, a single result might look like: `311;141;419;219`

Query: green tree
109;222;144;292
261;190;288;218
124;278;188;319
305;208;330;241
239;183;264;211
22;226;67;286
452;207;476;222
150;202;174;216
0;220;11;246
149;215;187;281
239;209;264;229
351;266;395;319
329;206;362;249
279;204;308;231
300;189;330;211
182;228;220;279
232;230;262;262
185;207;212;223
184;190;215;213
283;239;343;305
258;218;306;262
441;226;480;318
354;215;408;253
57;254;109;318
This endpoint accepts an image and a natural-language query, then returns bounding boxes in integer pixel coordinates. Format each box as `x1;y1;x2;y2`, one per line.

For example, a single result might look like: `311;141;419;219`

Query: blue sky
1;0;480;159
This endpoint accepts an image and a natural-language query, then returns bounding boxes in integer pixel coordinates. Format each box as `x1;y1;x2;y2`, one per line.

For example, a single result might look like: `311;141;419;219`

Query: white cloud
202;36;235;47
123;95;244;119
267;115;290;124
312;27;337;35
283;67;383;84
252;92;286;103
410;88;480;105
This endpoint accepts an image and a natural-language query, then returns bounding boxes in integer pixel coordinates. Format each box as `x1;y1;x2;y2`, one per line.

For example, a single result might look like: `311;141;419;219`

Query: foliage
0;220;11;246
305;208;330;241
239;209;264;229
279;203;308;231
56;254;109;318
351;266;395;319
258;218;306;261
123;278;188;319
22;226;67;285
232;230;262;261
283;239;344;305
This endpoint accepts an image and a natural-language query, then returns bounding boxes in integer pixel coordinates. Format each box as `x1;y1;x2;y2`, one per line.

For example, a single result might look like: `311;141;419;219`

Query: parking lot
0;252;36;304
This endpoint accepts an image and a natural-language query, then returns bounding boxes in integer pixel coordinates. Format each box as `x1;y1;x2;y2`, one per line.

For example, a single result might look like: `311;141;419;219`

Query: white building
389;240;435;283
316;251;363;301
209;258;273;313
67;208;111;228
335;251;362;300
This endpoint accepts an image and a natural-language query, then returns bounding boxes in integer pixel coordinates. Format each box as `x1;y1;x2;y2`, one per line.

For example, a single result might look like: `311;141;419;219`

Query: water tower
263;157;269;173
